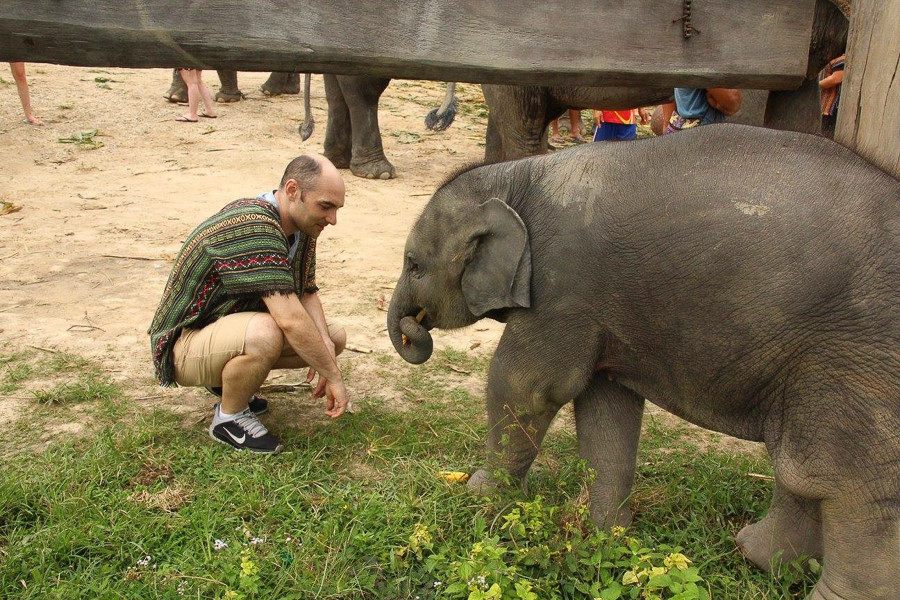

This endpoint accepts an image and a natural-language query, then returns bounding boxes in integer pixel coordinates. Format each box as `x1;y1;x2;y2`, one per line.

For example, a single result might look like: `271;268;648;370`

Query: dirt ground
0;65;763;456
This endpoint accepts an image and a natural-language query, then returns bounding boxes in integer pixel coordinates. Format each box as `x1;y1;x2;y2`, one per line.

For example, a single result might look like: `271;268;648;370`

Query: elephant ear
462;198;532;317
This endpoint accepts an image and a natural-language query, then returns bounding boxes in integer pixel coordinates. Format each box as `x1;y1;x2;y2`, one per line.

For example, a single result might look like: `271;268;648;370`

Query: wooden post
834;0;900;179
0;0;815;89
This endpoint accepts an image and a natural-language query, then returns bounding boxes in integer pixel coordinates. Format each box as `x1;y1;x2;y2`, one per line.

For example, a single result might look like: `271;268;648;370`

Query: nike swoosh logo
224;428;246;444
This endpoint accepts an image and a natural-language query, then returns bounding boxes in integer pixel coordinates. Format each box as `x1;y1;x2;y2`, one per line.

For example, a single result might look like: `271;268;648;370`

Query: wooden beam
835;0;900;179
1;0;815;89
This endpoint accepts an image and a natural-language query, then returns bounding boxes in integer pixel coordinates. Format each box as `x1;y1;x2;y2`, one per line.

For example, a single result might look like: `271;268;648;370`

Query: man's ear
461;198;531;317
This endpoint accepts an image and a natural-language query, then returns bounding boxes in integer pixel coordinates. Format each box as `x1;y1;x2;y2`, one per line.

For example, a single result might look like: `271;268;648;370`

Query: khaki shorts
172;312;343;387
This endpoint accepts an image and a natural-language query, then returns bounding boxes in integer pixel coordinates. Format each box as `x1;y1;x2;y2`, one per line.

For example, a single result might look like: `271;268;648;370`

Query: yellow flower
664;553;691;570
622;569;641;586
612;526;626;538
651;566;667;576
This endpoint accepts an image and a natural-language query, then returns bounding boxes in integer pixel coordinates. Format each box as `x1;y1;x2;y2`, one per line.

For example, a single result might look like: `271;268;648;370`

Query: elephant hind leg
806;499;900;600
323;75;352;169
736;483;822;572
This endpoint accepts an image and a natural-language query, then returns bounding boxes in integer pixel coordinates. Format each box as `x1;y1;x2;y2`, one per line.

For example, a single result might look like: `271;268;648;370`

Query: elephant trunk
387;281;433;364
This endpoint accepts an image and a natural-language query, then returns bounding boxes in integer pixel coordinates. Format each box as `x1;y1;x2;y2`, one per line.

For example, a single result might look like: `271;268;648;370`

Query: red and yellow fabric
601;110;634;125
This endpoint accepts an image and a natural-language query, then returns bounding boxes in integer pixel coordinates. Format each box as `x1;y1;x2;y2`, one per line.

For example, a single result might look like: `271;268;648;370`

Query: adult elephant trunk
387;280;433;364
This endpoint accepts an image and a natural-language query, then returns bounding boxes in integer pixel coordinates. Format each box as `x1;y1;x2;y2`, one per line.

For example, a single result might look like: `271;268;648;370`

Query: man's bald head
279;154;345;238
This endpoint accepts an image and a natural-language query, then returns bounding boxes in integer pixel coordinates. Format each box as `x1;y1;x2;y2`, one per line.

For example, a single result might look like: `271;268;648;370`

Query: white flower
214;539;228;550
137;555;152;567
433;581;442;587
250;537;264;545
285;537;291;542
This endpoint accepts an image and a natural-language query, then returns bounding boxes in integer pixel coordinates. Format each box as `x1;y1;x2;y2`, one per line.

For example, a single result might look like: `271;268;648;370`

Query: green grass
0;349;818;599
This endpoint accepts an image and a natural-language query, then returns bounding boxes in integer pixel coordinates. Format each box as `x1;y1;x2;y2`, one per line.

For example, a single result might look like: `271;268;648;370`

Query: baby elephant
387;124;900;600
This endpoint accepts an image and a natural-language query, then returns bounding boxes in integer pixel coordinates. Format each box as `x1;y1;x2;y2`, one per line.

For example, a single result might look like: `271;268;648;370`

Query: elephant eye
407;254;423;277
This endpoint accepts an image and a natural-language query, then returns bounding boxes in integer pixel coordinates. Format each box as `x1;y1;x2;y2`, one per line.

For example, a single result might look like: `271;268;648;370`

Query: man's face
288;177;345;238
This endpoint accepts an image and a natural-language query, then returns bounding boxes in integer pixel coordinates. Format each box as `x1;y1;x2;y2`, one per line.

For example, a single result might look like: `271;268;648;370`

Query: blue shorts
593;122;637;142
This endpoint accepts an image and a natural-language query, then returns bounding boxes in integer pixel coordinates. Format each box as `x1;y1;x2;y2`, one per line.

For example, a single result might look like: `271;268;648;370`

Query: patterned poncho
148;198;317;386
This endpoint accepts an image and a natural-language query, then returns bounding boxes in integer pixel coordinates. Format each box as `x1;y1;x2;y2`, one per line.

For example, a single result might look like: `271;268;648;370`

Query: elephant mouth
401;308;431;346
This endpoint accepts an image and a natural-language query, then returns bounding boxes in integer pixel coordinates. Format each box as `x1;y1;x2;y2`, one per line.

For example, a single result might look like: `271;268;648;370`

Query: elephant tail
299;73;315;141
424;82;458;132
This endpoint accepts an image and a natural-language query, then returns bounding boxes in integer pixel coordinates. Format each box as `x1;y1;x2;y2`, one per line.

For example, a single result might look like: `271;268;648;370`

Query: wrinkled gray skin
388;124;900;600
322;76;457;180
483;0;848;160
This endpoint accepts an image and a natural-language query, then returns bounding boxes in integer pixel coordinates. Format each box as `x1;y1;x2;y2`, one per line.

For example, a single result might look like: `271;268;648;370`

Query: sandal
175;116;198;123
200;113;218;119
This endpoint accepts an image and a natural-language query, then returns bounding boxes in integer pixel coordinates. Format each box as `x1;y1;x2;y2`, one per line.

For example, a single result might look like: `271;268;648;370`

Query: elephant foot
164;82;187;103
323;147;352;170
215;89;243;103
736;513;822;572
350;157;396;180
261;72;301;97
467;469;498;495
589;501;631;530
806;581;841;600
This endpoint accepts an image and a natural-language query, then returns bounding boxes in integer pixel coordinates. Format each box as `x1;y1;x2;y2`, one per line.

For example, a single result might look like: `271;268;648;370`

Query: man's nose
326;211;337;226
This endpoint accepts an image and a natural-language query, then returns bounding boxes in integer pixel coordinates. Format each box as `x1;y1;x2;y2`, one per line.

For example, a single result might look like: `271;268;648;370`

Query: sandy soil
0;65;762;457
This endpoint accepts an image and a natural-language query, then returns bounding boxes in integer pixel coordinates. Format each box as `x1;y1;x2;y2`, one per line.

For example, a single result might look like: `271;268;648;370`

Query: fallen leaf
438;471;470;483
469;342;481;350
1;201;22;216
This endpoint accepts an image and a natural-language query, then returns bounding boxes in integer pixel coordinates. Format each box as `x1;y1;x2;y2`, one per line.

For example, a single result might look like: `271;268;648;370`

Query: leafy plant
58;130;105;150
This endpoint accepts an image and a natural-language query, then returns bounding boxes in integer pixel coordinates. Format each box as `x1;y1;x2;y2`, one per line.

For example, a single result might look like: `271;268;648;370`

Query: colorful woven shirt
148;198;317;386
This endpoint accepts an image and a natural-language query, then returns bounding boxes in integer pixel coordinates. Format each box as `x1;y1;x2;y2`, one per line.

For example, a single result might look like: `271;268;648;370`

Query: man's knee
244;313;285;363
331;326;347;356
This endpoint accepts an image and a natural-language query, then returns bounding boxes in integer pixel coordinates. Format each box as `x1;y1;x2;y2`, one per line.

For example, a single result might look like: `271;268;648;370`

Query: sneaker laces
232;409;269;438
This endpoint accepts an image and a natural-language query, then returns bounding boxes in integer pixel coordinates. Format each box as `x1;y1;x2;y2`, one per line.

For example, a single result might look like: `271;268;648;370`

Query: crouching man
149;154;349;453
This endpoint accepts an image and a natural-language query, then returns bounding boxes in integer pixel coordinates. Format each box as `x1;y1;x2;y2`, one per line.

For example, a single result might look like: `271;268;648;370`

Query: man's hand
637;107;650;125
325;379;350;418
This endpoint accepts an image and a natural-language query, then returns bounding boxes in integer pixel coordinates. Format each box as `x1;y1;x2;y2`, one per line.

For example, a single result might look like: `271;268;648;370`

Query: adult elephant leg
484;114;505;163
215;70;242;103
323;74;352;170
164;69;187;103
261;72;300;97
482;84;549;161
338;75;395;179
736;483;823;572
765;78;823;135
574;377;644;528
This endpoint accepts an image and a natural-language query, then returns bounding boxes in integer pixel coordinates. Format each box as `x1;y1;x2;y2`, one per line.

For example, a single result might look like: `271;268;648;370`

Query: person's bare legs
9;63;42;125
178;69;201;122
567;109;585;141
195;71;217;118
219;314;284;414
549;118;564;144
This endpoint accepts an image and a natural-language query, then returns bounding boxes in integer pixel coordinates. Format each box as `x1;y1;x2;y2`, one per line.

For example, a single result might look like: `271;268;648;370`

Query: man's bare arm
300;292;331;349
706;88;742;116
263;292;341;383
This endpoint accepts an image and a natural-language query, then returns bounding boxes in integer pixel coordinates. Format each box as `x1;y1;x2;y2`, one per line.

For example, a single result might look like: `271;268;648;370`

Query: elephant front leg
164;69;187;103
468;362;565;495
215;70;242;103
736;482;822;572
574;377;644;529
261;72;300;97
339;76;395;179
